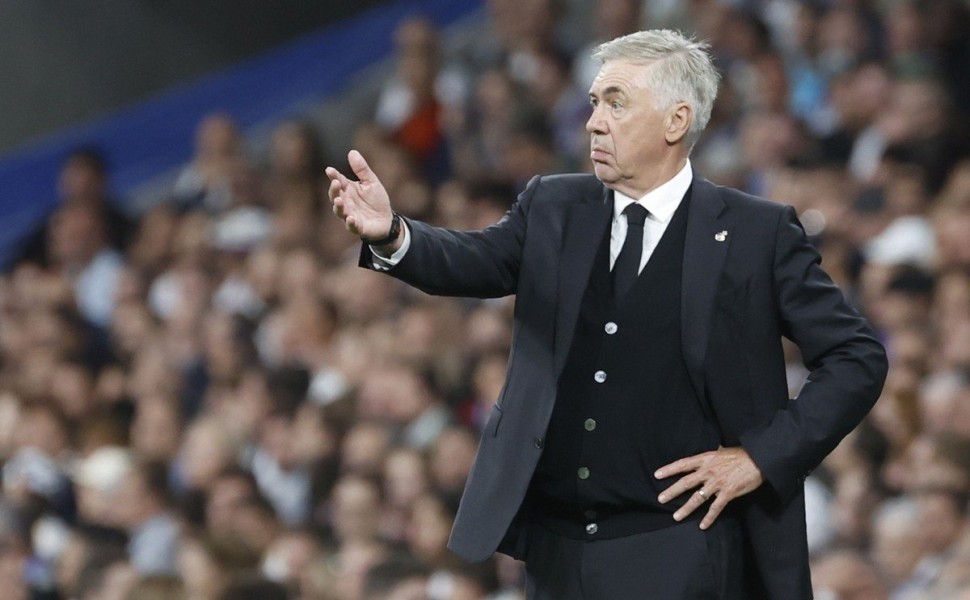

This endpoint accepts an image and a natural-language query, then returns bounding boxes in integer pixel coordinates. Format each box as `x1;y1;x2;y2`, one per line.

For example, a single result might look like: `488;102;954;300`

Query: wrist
361;212;402;247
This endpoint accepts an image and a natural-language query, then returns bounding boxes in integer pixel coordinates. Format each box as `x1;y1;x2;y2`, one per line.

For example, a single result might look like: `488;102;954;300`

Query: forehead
589;59;654;95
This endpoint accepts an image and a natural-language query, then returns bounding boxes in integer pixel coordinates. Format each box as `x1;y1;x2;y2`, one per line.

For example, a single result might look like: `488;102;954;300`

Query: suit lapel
682;177;733;405
554;184;613;375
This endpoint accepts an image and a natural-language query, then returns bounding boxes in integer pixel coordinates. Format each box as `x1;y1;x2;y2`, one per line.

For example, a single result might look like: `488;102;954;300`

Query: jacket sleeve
739;206;888;502
357;176;540;299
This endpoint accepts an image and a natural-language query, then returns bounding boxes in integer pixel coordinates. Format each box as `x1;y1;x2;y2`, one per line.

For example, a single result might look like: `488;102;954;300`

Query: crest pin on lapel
714;230;728;242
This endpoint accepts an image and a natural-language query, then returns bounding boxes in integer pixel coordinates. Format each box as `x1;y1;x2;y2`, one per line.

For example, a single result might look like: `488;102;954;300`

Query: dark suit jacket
361;174;888;599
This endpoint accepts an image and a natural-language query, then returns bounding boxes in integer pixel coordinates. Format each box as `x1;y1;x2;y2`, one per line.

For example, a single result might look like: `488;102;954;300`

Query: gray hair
593;29;720;148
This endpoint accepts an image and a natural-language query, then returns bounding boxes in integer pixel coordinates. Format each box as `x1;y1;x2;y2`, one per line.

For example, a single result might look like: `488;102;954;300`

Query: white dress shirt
373;160;693;272
609;160;693;274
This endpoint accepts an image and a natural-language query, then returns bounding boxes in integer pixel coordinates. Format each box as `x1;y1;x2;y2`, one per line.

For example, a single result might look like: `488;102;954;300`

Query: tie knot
623;203;648;227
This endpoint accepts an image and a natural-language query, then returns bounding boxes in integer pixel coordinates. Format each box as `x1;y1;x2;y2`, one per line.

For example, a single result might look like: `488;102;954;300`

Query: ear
664;103;692;145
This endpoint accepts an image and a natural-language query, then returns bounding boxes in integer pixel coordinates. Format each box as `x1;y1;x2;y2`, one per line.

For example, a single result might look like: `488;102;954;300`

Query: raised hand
326;150;398;245
655;447;764;529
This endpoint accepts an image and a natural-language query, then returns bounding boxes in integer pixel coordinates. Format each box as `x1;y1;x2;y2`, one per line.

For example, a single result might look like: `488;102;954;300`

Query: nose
586;105;606;135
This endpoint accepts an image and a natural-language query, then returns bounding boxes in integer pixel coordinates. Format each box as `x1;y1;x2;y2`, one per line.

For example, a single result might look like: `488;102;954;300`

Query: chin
592;163;618;184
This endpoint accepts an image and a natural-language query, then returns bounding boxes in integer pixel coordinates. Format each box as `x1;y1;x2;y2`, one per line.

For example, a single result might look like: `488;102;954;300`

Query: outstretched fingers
326;150;392;239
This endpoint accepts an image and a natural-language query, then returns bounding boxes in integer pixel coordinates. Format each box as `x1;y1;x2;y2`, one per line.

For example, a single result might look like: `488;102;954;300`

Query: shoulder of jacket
706;180;791;217
530;173;604;202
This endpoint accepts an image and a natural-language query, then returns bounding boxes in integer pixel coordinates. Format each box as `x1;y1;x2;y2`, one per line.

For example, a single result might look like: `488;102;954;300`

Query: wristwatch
361;212;402;246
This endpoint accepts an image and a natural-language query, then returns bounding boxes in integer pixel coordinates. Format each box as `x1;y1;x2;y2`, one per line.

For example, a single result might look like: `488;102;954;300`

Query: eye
589;98;598;108
611;101;623;110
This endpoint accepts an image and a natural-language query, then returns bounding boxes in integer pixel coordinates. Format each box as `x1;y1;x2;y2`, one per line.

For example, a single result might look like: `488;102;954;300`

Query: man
328;30;887;599
18;146;133;267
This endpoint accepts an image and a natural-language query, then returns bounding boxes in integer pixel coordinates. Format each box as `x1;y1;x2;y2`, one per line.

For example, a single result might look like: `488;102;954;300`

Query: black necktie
613;203;648;302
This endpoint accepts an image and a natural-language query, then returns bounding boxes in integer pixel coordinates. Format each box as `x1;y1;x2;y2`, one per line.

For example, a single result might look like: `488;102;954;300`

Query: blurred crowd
1;0;970;598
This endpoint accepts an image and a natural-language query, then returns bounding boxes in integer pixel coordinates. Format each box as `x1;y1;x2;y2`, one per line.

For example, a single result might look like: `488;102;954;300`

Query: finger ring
697;490;707;499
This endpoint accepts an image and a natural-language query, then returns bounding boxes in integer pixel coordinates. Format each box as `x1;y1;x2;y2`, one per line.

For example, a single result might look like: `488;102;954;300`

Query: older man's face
586;59;672;197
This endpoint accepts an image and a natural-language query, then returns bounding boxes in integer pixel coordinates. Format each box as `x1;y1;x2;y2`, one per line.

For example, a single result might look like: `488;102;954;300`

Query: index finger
654;454;705;479
325;166;351;186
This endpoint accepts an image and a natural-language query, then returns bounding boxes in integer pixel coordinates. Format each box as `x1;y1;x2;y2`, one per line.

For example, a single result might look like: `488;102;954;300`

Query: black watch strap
361;212;402;246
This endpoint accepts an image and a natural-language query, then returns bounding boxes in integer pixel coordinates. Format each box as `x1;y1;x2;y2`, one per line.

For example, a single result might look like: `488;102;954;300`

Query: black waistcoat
529;191;721;540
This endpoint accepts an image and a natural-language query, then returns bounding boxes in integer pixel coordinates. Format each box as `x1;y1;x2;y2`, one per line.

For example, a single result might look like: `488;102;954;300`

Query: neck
613;153;688;199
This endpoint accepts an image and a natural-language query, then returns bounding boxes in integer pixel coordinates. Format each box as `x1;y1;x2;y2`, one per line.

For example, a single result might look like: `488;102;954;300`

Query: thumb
348;149;379;184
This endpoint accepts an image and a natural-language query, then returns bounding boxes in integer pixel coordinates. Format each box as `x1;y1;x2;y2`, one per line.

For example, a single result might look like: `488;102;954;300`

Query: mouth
590;148;610;162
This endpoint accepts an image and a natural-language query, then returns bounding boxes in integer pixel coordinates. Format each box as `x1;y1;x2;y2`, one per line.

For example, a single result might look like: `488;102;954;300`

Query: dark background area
0;0;390;155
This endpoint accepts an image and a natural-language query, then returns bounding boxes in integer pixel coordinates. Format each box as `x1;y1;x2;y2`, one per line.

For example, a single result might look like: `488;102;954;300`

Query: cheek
628;129;660;159
612;132;637;162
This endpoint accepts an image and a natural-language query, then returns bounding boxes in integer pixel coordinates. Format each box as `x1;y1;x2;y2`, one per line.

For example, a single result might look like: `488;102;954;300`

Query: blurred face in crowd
831;468;880;546
465;307;512;356
341;422;392;477
269;122;316;178
111;301;156;359
177;538;226;600
232;500;280;553
405;493;453;563
935;208;970;270
739;111;801;170
330;476;382;544
882;79;948;143
206;472;256;534
393;16;438;100
130;397;182;462
383;448;429;509
48;205;106;268
292;403;338;464
336;540;388;600
55;533;87;597
57;155;105;203
934;271;970;321
915;490;965;555
88;560;137;600
49;362;94;419
812;550;888;600
129;206;179;272
488;0;555;51
871;505;922;585
115;468;153;529
180;418;237;491
745;54;788;113
196;113;239;162
818;6;868;64
357;366;430;423
262;530;321;587
587;59;690;198
16;405;69;459
840;64;891;130
596;0;640;40
260;413;298;470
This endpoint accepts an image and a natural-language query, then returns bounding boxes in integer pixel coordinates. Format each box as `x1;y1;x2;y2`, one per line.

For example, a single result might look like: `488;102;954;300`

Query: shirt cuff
370;221;411;270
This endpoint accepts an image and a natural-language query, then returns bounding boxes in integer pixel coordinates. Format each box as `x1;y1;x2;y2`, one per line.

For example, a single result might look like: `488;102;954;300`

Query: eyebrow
590;85;626;98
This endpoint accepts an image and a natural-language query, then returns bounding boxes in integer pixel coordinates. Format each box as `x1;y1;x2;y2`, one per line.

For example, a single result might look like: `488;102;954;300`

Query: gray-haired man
328;29;887;600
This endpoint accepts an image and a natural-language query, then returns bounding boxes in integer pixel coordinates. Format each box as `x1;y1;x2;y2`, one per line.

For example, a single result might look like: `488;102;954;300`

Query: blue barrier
0;0;482;270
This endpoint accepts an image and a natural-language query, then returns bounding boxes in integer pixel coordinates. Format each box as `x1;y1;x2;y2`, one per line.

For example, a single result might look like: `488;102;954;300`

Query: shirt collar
612;160;693;224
